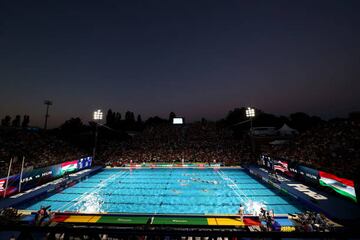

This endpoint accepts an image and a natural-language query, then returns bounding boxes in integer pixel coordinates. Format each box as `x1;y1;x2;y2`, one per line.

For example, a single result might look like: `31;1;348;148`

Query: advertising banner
297;165;319;184
20;165;59;191
0;157;92;197
288;164;319;184
319;171;357;202
259;155;357;202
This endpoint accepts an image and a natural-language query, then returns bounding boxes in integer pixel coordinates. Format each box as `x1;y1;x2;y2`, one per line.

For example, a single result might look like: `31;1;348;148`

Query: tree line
0;115;30;128
1;109;359;134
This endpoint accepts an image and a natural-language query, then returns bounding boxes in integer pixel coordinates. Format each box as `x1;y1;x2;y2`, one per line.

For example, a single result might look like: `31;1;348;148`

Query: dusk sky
0;0;359;128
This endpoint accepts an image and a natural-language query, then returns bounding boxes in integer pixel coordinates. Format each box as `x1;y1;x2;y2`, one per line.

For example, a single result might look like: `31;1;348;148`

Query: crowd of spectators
99;122;253;166
0;122;254;178
2;117;359;182
0;128;86;178
265;119;360;179
291;211;336;232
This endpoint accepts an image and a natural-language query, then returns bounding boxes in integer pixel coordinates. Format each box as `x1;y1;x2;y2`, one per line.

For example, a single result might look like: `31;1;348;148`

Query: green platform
152;217;209;225
97;216;149;224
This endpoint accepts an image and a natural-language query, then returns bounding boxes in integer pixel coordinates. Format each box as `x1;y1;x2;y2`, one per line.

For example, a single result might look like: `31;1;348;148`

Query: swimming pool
18;168;305;215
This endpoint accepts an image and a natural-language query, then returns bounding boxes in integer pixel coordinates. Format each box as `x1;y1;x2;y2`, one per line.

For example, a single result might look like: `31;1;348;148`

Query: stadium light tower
92;109;103;163
246;107;255;133
43;100;53;130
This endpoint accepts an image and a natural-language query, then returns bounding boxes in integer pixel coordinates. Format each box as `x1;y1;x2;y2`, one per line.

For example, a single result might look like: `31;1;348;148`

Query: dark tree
137;114;143;124
21;115;30;128
1;115;11;126
225;107;248;126
169;112;176;122
349;111;360;123
106;109;114;127
60;117;84;134
255;112;281;127
145;116;167;126
115;112;121;122
279;116;289;125
309;116;324;127
125;111;135;122
201;118;207;125
111;112;121;129
289;112;312;132
12;115;21;127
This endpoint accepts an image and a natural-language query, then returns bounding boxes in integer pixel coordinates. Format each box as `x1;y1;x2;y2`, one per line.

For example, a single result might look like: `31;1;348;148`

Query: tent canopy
278;124;298;135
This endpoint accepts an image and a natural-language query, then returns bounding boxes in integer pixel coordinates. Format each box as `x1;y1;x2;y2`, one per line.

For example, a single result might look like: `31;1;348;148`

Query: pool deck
246;165;360;225
15;211;296;229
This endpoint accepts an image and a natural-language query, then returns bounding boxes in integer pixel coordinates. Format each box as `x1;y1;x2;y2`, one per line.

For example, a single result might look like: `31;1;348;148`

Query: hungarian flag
61;160;78;173
319;171;357;202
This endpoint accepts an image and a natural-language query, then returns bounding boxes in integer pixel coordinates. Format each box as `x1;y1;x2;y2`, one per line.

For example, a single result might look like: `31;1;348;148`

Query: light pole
245;107;255;133
93;109;103;163
246;107;256;153
44;100;53;130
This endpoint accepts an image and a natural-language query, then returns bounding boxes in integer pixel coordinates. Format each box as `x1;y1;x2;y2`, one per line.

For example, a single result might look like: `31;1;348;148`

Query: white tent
278;124;298;136
269;139;289;145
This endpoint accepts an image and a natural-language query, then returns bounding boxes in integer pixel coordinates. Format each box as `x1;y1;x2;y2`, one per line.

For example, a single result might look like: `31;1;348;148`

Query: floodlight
246;107;255;118
93;109;103;120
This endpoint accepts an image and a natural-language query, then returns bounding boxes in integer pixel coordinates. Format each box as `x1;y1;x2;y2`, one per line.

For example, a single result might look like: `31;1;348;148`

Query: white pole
3;158;13;198
18;156;25;193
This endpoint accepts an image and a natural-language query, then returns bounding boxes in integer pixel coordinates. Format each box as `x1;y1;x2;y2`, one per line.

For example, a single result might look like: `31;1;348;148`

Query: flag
273;160;288;173
0;179;5;191
61;160;78;173
319;171;357;202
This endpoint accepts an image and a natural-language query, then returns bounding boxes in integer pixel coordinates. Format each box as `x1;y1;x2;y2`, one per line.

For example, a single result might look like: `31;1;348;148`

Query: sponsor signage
261;155;357;202
0;157;92;197
296;166;319;184
287;183;327;200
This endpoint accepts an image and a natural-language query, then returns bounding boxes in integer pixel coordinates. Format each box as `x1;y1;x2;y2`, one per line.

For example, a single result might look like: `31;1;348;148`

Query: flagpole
18;156;25;193
3;158;13;198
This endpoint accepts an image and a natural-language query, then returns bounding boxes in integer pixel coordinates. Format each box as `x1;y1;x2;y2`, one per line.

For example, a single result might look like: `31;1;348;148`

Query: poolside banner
319;171;357;202
294;165;319;184
0;157;92;198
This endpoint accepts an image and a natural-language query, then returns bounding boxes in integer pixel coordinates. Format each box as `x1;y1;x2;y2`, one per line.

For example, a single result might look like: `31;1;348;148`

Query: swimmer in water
172;189;181;194
202;189;209;192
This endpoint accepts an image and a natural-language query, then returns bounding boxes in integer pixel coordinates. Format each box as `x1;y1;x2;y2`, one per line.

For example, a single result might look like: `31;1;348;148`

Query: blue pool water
19;168;305;214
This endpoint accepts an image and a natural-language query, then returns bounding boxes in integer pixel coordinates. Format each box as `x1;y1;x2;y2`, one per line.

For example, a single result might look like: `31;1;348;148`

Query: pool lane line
59;170;128;212
215;170;249;204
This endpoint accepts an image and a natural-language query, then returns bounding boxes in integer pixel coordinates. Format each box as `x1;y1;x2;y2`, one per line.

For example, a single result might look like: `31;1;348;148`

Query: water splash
244;199;267;216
